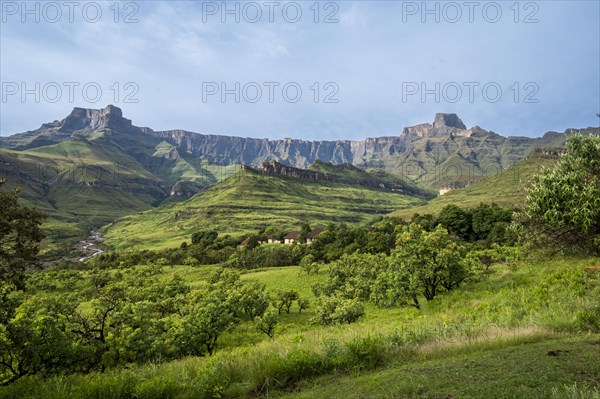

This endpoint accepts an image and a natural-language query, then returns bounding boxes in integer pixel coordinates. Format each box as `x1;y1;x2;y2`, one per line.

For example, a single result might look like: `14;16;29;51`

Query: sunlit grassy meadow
3;254;598;399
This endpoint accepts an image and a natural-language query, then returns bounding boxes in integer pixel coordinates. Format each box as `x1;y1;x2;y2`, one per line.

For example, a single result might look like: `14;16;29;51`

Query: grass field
3;254;598;399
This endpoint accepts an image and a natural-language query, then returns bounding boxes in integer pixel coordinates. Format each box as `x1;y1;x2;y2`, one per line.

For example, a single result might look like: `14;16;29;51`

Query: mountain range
1;105;597;252
3;106;587;188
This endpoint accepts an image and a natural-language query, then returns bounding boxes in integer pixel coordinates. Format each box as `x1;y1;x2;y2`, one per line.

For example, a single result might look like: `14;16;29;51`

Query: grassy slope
103;169;427;251
389;155;558;219
151;141;242;188
0;137;163;252
2;255;598;399
276;335;600;399
307;160;435;198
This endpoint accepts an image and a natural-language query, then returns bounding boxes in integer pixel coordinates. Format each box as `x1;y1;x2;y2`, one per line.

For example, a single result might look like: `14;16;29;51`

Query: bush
322;335;386;371
182;257;200;267
344;335;386;371
311;296;365;325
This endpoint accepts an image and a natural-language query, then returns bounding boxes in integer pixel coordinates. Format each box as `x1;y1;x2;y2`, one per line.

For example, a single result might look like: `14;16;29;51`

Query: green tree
272;289;299;314
410;213;437;231
513;134;600;254
465;245;516;280
317;253;389;301
436;205;472;240
237;281;269;320
298;222;312;243
246;235;260;250
255;309;278;338
0;294;81;385
391;224;469;308
297;298;310;314
299;254;317;275
191;230;218;248
0;184;46;289
471;203;513;242
172;290;236;356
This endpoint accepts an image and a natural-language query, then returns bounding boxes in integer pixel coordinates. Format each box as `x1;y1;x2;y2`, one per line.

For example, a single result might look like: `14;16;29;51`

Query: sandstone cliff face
252;160;323;180
401;123;432;142
148;113;477;170
3;106;595;190
151;130;357;168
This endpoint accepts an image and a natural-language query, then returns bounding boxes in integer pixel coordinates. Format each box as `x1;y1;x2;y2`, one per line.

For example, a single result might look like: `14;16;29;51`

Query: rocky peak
433;113;466;130
59;104;134;133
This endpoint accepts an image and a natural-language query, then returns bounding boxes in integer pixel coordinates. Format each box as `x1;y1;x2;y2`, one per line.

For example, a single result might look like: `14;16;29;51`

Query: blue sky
1;1;599;140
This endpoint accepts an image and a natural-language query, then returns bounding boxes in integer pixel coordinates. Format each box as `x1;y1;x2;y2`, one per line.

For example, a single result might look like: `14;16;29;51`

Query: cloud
1;1;598;139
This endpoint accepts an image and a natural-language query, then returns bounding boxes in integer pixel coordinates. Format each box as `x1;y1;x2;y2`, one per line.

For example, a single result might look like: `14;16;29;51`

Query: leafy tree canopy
0;183;46;290
513;134;600;254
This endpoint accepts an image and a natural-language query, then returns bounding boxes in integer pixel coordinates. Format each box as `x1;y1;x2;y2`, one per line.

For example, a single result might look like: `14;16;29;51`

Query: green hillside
3;106;591;256
389;153;559;219
0;133;237;253
0;136;165;252
307;160;434;198
103;168;428;251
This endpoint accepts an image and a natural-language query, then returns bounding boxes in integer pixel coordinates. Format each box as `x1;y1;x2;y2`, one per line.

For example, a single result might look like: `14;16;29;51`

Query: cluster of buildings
240;227;324;247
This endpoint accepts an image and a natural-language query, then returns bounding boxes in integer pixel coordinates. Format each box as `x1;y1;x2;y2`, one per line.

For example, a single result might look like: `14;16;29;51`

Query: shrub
344;335;386;371
311;296;365;325
183;257;200;267
321;336;386;372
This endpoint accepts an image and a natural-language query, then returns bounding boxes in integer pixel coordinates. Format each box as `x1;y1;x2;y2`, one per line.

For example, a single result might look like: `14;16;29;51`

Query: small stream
74;230;106;262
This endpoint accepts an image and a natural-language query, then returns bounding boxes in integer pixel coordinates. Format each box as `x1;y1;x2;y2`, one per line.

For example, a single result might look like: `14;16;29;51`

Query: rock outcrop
244;161;323;180
60;104;135;133
433;113;467;130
